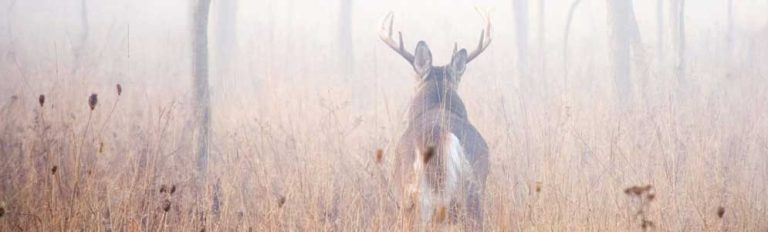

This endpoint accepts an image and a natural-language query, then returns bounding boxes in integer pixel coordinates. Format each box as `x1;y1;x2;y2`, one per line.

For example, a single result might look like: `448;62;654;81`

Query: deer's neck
408;80;468;122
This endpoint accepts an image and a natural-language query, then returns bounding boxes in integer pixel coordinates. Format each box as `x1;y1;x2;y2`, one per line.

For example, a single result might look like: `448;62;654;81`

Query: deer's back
395;109;489;187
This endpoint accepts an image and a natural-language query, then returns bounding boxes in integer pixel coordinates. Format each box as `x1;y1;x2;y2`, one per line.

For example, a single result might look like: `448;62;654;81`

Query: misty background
1;0;768;230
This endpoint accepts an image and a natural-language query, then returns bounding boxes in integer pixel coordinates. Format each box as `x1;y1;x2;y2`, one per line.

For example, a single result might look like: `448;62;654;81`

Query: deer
380;11;492;231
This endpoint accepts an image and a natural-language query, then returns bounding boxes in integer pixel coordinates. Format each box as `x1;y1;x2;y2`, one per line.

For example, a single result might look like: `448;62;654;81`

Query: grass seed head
535;181;542;193
422;146;435;163
641;219;655;230
433;206;447;223
162;199;171;212
170;185;176;195
51;165;58;175
38;94;45;107
624;185;653;196
89;93;98;110
160;185;167;193
717;206;725;218
375;149;383;164
277;195;286;208
116;84;122;96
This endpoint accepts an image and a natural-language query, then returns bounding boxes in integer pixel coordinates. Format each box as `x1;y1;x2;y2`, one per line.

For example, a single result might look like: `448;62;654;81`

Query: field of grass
2;0;768;231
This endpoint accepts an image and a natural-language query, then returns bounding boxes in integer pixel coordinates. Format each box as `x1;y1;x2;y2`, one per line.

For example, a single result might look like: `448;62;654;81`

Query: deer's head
379;11;492;92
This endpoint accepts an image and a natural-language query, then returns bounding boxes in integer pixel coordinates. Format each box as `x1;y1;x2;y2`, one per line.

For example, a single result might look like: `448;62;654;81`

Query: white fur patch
445;133;469;198
414;133;472;228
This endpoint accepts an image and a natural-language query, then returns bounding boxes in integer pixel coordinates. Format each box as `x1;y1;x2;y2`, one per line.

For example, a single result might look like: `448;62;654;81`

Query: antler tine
467;9;492;63
379;12;415;64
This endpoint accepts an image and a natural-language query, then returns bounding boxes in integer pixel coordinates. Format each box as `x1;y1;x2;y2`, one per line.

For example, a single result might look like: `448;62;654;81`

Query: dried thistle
717;207;725;218
535;181;542;193
162;199;171;212
116;84;122;96
433;206;447;223
88;93;98;110
51;165;58;175
38;94;45;107
375;149;383;164
624;185;652;196
277;195;286;208
422;146;435;163
641;219;655;230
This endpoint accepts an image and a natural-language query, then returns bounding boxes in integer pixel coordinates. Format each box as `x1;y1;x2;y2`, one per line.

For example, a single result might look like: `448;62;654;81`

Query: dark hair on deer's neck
405;40;472;123
409;66;469;122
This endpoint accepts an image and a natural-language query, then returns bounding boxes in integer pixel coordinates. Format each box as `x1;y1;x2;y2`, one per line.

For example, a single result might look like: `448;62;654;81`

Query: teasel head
89;93;98;111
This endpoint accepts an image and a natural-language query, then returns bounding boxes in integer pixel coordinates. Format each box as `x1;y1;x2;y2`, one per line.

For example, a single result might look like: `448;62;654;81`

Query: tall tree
338;0;353;77
656;0;664;65
213;0;238;100
726;0;733;58
563;0;583;77
213;0;237;75
537;0;546;75
669;0;685;85
512;0;529;77
192;0;212;183
73;0;89;73
606;0;641;104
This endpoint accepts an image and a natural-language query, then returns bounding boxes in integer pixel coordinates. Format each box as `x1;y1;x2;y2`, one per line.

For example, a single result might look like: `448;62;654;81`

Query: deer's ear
450;48;468;77
413;41;432;75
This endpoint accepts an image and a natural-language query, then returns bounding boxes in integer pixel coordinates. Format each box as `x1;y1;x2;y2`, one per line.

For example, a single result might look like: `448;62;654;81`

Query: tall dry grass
2;56;767;231
2;1;768;231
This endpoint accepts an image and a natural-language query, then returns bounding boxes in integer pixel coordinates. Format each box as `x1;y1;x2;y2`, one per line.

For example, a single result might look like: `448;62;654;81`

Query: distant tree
213;0;238;101
669;0;685;85
73;0;89;73
512;0;529;77
656;0;664;65
726;0;733;59
338;0;353;77
192;0;212;182
606;0;642;105
563;0;583;77
537;0;546;75
214;0;237;75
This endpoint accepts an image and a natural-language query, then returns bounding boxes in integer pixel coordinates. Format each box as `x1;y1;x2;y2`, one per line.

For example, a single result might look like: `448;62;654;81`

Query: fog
1;0;768;230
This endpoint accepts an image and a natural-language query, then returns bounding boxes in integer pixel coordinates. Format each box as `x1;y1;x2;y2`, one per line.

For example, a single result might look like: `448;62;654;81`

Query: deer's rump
394;111;489;193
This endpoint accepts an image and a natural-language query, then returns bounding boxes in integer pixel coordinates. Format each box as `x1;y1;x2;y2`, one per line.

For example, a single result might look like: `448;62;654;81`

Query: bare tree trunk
656;0;664;65
563;0;583;79
670;0;686;86
512;0;529;78
727;0;733;52
338;0;353;77
606;0;641;105
73;0;89;73
538;0;546;77
193;0;212;185
213;0;237;101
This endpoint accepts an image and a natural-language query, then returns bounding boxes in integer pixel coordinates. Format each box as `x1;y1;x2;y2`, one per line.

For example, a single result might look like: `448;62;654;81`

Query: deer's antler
379;12;415;64
467;8;492;63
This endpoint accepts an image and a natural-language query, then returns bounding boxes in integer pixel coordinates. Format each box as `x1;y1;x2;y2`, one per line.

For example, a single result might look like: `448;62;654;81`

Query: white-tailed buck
380;11;491;231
